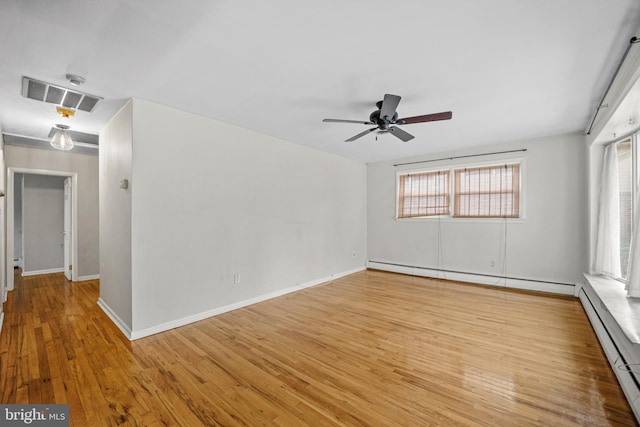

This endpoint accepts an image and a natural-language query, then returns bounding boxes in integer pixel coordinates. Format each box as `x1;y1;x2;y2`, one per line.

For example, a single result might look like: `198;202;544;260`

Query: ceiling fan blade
379;94;401;121
323;118;374;125
389;126;414;142
345;127;378;142
397;111;452;125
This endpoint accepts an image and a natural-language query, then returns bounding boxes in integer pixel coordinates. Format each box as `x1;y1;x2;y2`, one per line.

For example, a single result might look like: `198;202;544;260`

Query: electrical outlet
233;273;240;284
352;251;357;257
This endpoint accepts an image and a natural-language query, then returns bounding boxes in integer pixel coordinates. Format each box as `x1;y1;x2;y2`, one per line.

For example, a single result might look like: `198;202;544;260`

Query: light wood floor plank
0;269;637;426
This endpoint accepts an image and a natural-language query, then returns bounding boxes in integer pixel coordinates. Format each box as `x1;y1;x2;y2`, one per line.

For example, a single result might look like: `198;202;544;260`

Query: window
397;162;522;220
397;170;450;218
453;164;520;218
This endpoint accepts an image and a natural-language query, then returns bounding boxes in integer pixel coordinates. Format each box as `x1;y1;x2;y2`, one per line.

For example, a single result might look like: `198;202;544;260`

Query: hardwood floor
0;269;637;426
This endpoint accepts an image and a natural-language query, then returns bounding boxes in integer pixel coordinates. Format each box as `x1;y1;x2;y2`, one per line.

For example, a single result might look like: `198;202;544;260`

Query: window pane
398;170;450;218
454;164;520;218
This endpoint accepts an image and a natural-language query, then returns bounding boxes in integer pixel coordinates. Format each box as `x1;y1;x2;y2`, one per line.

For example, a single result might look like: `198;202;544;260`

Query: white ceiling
1;0;640;163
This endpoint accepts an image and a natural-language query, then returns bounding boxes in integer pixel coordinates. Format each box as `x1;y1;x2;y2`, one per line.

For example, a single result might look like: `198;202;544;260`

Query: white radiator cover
579;277;640;422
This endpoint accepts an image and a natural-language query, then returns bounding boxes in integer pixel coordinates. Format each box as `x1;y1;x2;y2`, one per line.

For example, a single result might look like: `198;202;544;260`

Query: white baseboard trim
78;274;100;281
97;298;132;340
0;311;4;338
22;267;65;277
129;266;366;341
367;261;576;296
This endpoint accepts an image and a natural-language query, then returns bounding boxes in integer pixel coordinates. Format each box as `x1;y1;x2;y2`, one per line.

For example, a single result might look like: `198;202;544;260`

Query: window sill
394;216;527;224
583;273;640;345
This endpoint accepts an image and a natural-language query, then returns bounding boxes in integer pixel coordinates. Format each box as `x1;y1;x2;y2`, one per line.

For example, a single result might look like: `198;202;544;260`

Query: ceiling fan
323;94;452;142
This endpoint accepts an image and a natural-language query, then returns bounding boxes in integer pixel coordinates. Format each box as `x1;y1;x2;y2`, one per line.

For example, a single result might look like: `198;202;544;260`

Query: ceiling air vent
21;76;102;113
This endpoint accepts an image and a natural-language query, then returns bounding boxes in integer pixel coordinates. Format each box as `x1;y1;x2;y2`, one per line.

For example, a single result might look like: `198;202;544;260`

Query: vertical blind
454;164;520;218
398;170;450;218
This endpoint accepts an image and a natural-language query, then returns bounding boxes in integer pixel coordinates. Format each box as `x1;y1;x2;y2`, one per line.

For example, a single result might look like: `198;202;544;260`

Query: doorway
6;168;78;291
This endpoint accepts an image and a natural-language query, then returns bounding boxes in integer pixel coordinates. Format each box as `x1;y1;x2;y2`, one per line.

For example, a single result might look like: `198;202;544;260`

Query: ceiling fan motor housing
369;109;398;130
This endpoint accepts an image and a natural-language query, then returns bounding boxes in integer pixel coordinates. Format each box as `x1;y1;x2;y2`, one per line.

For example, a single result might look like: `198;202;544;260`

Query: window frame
397;169;451;219
453;163;521;219
395;158;525;222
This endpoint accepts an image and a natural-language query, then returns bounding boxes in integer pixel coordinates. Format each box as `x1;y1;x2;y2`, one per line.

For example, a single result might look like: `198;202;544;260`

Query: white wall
22;174;65;274
98;98;367;338
367;134;588;291
5;145;99;278
99;101;133;333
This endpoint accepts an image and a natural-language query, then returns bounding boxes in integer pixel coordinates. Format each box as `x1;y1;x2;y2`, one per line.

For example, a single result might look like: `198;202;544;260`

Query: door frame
6;167;78;290
63;177;72;281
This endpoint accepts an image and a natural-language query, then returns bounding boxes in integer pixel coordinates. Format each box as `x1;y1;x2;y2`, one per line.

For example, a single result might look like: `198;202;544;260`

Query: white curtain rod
586;36;640;135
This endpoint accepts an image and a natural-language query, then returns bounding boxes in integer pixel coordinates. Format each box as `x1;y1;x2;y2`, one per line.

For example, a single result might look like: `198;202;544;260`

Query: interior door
64;177;72;281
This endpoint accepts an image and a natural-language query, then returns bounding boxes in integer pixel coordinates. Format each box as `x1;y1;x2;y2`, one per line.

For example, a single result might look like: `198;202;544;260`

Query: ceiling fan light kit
323;94;452;142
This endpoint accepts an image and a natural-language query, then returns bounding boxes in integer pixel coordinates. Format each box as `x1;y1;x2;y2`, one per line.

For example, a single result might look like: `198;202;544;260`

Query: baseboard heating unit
366;260;576;295
581;274;640;421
